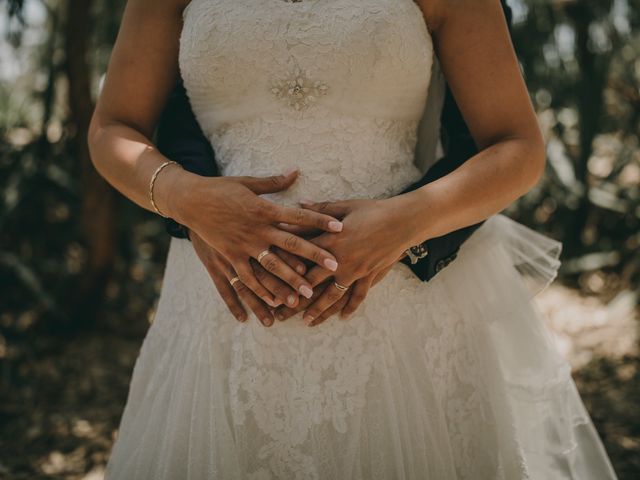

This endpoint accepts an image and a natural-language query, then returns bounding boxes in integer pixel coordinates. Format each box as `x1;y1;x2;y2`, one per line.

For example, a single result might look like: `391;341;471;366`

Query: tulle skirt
105;214;618;479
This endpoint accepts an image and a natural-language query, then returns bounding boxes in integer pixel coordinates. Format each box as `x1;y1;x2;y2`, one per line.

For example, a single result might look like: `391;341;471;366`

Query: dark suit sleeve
399;0;513;282
398;143;484;282
155;78;219;238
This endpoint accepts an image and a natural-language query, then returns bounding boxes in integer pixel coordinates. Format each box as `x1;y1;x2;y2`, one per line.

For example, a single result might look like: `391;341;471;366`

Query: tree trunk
64;0;117;325
564;1;610;252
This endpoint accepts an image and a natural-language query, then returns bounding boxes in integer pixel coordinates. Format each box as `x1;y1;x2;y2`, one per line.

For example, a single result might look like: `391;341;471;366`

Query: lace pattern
179;0;433;204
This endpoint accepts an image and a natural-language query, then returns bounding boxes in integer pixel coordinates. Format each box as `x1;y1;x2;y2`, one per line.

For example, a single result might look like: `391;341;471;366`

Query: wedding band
333;281;349;292
256;249;272;263
229;276;241;287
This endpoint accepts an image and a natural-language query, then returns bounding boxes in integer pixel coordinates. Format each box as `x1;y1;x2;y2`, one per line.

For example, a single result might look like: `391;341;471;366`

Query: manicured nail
283;167;298;176
287;294;297;306
328;221;343;232
300;199;314;206
304;314;314;325
296;264;306;274
262;296;278;307
276;311;285;321
324;258;338;271
299;285;313;299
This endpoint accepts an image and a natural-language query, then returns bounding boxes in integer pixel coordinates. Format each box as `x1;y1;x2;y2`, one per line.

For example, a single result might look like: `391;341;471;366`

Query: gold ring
333;281;349;292
256;249;272;263
229;276;241;287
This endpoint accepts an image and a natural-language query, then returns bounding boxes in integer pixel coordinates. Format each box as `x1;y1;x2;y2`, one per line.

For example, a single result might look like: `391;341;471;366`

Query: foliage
507;0;640;293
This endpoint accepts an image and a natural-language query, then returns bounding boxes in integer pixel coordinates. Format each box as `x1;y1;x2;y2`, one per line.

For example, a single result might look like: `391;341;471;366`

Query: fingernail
283;166;298;176
300;199;314;206
324;258;338;271
287;294;298;306
276;312;285;321
299;285;313;298
262;296;278;307
296;264;306;274
328;221;343;232
304;314;314;325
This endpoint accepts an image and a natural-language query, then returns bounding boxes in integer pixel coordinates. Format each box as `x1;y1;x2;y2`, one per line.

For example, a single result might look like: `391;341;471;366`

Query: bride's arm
88;0;344;309
88;0;190;216
401;0;546;244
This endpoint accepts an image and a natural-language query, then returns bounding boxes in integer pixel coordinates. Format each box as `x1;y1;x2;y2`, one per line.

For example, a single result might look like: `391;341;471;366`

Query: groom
156;2;513;320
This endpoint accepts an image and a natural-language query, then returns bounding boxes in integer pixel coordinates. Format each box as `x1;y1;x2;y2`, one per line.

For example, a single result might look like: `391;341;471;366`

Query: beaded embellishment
270;68;329;110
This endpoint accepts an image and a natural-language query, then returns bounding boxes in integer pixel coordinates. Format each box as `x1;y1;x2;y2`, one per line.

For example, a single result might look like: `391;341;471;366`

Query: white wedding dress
106;1;618;478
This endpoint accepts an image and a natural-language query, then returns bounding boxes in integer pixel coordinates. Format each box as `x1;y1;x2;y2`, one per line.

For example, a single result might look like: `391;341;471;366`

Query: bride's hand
166;169;343;305
292;198;417;326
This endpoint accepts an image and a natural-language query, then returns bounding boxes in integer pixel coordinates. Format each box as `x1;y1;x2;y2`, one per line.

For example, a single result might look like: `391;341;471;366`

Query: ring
333;281;349;292
256;249;272;263
229;276;241;287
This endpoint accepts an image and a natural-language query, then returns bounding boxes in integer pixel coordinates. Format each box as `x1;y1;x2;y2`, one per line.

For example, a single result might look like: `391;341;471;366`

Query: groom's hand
190;230;307;327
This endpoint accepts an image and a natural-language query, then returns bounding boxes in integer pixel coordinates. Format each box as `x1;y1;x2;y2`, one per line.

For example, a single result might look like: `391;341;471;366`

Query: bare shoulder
125;0;190;17
413;0;499;33
411;0;540;153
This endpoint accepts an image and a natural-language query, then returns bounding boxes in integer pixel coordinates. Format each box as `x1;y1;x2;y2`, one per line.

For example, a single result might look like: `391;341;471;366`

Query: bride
89;0;618;478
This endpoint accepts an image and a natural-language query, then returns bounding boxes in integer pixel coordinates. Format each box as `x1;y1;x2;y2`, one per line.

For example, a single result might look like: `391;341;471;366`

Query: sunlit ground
0;283;638;480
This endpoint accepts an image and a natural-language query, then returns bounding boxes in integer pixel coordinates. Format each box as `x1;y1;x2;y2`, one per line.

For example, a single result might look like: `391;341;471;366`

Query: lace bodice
179;0;434;204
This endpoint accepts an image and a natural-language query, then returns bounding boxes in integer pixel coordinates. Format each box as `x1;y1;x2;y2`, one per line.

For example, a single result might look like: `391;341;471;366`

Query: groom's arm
155;78;218;238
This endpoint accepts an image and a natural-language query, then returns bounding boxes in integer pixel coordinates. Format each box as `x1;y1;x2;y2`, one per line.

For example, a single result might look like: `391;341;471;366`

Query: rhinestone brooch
270;68;329;111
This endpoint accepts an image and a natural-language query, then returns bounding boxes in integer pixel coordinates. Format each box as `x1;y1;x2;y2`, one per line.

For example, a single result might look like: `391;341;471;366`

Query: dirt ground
0;284;638;480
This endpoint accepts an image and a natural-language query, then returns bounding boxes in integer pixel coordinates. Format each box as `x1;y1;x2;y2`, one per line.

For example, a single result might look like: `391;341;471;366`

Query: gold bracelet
149;160;180;218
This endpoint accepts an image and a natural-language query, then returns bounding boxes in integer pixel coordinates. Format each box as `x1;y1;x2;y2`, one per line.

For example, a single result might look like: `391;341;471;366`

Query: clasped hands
176;169;416;328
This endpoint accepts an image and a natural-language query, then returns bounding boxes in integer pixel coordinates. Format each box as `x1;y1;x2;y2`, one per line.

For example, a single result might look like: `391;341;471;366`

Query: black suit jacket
156;1;512;282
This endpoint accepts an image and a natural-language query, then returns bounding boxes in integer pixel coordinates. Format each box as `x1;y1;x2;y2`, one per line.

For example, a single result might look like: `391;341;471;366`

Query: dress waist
208;114;424;205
